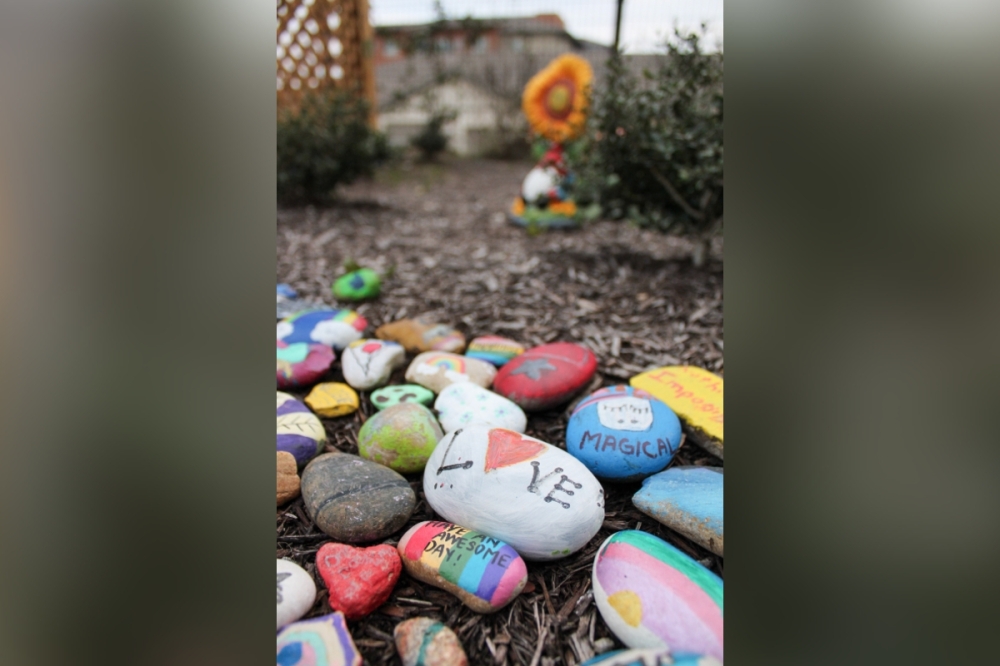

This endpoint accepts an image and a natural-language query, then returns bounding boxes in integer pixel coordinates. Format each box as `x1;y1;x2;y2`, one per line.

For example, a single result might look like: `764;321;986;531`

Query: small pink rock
316;542;401;620
277;340;335;389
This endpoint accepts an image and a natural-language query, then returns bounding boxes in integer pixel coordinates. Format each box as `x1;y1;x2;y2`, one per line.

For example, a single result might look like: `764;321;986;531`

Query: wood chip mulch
277;158;723;665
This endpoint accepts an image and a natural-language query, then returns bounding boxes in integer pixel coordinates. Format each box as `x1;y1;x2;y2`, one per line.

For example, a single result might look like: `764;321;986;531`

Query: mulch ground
277;158;723;665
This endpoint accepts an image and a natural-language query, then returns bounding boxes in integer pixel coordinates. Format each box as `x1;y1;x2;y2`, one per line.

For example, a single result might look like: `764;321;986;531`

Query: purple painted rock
277;392;327;466
277;340;335;389
276;611;362;666
301;452;416;542
493;342;597;411
394;617;469;666
356;402;444;473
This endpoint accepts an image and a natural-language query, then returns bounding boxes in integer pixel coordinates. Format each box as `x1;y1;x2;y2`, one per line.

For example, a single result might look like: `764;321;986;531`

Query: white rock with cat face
341;339;406;390
434;383;527;434
423;425;605;560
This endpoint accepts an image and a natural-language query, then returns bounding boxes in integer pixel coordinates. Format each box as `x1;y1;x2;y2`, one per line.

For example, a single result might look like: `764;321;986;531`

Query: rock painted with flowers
509;54;593;229
277;392;327;466
493;342;597;411
277;308;367;350
629;366;724;459
592;531;723;660
397;520;529;613
565;385;683;481
405;351;497;394
277;340;335;389
341;338;406;390
423;426;604;560
276;611;361;666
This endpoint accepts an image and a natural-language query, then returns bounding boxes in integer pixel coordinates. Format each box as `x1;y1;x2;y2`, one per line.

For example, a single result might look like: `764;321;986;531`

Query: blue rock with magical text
565;385;682;481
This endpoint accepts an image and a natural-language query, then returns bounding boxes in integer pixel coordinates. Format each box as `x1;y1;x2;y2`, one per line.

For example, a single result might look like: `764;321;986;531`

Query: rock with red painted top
394;617;469;666
341;338;406;390
316;542;402;620
492;342;597;411
422;426;605;560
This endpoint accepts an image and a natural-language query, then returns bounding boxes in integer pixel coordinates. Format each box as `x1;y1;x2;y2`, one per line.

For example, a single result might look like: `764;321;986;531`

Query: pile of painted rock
276;283;724;666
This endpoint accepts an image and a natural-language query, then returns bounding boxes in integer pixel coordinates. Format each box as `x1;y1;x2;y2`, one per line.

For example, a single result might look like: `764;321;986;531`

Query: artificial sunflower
522;54;593;143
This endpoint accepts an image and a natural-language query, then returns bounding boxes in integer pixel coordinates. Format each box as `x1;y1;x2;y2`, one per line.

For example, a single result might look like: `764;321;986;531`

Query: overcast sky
369;0;724;53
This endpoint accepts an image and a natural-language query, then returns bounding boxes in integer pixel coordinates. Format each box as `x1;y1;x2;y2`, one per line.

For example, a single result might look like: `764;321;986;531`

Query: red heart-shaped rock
316;543;401;620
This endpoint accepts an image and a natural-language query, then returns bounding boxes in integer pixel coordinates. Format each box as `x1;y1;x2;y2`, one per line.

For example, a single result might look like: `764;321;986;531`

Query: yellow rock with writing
630;365;723;458
305;382;360;418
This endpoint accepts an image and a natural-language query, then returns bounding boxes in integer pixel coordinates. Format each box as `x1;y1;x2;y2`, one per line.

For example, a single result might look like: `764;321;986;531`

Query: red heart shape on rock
316;543;401;620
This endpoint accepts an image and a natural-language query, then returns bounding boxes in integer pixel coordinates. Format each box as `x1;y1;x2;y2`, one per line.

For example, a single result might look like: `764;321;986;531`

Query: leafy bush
277;91;389;206
573;30;723;235
411;109;457;161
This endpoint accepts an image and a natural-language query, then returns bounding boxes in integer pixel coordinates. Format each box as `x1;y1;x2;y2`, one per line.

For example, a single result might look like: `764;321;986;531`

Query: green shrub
411;109;456;161
277;91;389;206
574;30;723;235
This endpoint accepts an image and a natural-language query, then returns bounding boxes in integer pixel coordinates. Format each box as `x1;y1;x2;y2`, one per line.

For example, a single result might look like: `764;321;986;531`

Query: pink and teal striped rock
397;521;528;613
593;531;723;661
581;648;721;665
276;611;361;666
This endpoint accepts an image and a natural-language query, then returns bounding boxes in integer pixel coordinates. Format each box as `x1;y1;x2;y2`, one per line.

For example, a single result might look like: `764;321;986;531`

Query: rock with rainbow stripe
397;521;529;613
277;308;368;350
592;531;723;660
465;336;524;367
404;351;497;394
394;617;469;666
276;611;361;666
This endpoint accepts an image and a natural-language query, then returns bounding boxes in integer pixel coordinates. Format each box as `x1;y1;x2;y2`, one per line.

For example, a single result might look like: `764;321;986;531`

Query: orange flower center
544;79;575;120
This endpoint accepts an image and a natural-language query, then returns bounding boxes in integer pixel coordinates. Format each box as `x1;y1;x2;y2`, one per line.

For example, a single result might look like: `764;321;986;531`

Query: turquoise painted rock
302;452;416;542
357;402;443;473
581;650;721;665
276;611;362;666
593;531;723;658
565;386;683;481
394;617;469;666
371;384;436;411
333;268;381;301
632;467;723;556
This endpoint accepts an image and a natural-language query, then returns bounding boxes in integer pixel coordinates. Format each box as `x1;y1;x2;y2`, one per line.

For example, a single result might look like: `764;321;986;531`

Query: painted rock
397;521;528;613
579;648;672;666
277;558;317;630
305;382;360;418
629;366;723;459
316;542;401;620
466;336;524;367
332;268;381;301
423;426;605;560
356;403;443;473
277;392;327;466
566;386;683;481
394;617;469;666
405;352;497;394
581;649;721;666
592;531;723;659
341;338;406;390
276;611;361;666
277;341;335;389
277;451;301;505
301;452;416;542
376;317;466;353
632;467;723;556
278;309;368;350
371;384;436;411
434;383;527;434
493;342;597;411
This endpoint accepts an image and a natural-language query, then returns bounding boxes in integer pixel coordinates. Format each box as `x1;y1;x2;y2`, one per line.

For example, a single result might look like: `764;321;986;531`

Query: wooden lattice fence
276;0;376;119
